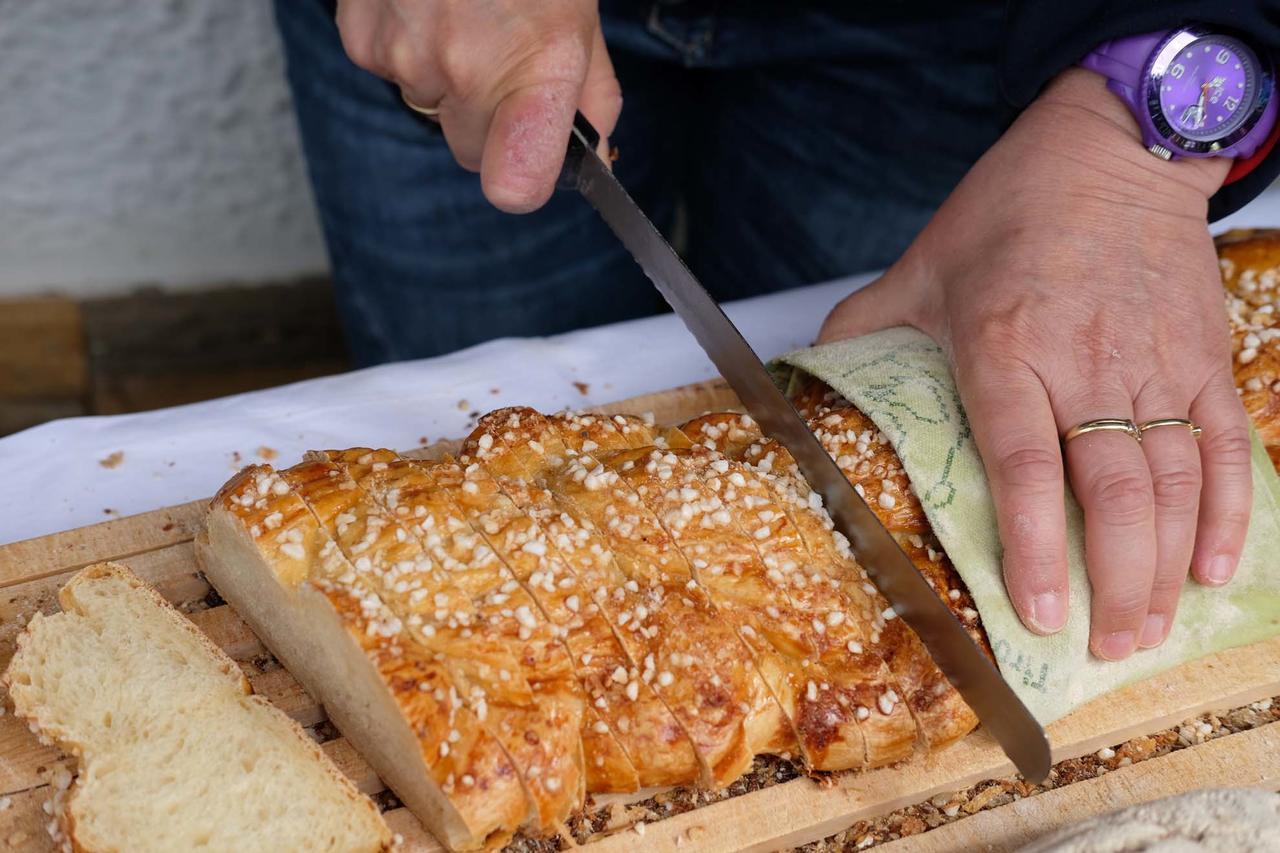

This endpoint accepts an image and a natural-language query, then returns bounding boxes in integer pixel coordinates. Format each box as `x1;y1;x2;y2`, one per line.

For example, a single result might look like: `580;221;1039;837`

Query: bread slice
1;562;391;853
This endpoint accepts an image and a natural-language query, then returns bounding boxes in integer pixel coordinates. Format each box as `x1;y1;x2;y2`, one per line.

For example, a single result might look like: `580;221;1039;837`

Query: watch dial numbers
1155;35;1259;142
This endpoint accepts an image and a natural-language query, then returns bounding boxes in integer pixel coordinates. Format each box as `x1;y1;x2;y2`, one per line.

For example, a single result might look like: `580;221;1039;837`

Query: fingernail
1029;593;1066;633
1138;614;1166;649
1096;630;1136;661
1204;555;1234;586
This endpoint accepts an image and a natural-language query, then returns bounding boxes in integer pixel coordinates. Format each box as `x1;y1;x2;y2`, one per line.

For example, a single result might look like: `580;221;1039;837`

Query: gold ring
401;92;441;117
1063;418;1143;444
1137;418;1202;439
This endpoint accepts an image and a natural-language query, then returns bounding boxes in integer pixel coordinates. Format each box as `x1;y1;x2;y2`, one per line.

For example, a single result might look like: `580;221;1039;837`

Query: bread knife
558;112;1051;783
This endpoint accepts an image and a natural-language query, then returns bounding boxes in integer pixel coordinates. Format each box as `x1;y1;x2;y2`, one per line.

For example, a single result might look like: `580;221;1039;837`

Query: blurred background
0;2;346;437
3;2;1278;439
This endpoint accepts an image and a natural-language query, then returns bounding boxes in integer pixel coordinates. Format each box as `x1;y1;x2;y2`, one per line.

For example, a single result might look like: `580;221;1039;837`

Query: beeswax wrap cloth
778;326;1280;723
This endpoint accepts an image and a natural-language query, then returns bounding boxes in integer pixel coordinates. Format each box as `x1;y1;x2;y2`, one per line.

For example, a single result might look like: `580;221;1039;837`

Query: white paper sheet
0;276;871;545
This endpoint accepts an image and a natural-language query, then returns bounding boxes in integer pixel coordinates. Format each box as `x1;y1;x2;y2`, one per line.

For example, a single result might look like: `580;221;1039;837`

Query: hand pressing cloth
776;327;1280;723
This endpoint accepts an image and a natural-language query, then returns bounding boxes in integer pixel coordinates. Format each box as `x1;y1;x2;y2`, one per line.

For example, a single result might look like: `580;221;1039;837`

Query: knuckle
1094;582;1150;621
993;445;1062;490
1086;467;1153;523
1148;573;1187;600
338;30;380;74
1149;464;1201;507
530;32;592;80
436;44;477;96
386;37;425;85
1201;424;1253;464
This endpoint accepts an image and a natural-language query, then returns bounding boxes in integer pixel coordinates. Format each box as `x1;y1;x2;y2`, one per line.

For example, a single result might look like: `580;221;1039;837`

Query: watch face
1146;29;1273;154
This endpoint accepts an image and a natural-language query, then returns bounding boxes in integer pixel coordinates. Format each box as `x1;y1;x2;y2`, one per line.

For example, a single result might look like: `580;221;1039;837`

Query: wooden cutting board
0;379;1277;852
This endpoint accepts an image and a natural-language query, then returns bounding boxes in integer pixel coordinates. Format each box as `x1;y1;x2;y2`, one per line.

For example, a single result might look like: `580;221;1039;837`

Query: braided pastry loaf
199;408;983;850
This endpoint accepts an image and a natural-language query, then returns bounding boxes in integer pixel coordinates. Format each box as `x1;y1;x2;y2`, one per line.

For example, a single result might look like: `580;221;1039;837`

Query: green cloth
776;327;1280;723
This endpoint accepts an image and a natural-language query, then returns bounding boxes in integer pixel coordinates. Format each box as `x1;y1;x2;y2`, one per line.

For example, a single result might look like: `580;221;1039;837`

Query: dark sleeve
1000;2;1280;221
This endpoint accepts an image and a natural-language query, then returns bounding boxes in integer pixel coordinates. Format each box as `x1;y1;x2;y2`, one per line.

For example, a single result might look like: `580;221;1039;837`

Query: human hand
819;68;1252;661
335;0;620;212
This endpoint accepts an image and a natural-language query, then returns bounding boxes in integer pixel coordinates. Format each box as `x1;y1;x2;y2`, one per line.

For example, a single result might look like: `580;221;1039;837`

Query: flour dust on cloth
776;327;1280;724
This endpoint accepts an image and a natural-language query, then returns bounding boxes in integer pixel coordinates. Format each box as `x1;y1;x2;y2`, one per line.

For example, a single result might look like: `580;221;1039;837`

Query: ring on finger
1063;418;1143;444
401;91;441;117
1137;418;1202;439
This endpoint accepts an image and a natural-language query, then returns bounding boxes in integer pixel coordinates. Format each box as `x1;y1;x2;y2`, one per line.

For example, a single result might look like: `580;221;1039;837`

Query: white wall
2;3;1277;301
0;1;328;298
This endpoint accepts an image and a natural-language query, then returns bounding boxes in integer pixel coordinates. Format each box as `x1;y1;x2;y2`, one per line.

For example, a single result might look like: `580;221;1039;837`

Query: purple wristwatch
1081;25;1277;161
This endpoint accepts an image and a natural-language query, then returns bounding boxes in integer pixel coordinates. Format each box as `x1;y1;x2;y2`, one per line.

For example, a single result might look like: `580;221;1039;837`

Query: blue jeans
274;0;1012;366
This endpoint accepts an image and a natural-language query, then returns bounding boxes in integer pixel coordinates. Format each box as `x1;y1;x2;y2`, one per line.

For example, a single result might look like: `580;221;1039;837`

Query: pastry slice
331;447;641;793
282;455;583;832
201;465;528;851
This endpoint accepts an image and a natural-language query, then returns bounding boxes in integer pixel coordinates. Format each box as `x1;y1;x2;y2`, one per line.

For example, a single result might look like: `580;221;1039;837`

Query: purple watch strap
1080;32;1167;90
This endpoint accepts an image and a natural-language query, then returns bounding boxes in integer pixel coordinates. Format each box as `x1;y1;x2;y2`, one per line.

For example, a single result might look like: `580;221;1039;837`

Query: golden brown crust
1218;229;1280;472
685;410;978;755
462;409;704;787
210;463;528;847
279;453;587;832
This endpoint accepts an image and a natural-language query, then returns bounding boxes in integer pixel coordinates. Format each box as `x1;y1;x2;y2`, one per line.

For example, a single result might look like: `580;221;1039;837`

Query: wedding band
1137;418;1203;439
401;92;441;117
1063;418;1143;444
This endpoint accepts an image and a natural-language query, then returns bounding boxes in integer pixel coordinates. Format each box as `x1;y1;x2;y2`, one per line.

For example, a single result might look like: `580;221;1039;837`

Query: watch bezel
1143;25;1274;155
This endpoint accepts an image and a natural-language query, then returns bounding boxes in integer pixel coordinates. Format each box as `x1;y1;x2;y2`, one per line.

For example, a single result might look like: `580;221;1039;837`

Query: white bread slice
199;465;526;851
1;562;391;853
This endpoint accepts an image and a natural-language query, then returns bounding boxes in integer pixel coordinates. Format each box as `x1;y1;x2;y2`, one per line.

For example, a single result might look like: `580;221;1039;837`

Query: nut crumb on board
456;399;470;411
791;695;1280;852
256;446;278;461
102;508;118;517
573;381;590;395
504;696;1280;849
98;451;124;469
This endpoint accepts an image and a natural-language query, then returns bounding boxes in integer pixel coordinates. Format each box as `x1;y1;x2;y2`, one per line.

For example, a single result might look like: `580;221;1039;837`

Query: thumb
579;27;623;162
817;260;929;344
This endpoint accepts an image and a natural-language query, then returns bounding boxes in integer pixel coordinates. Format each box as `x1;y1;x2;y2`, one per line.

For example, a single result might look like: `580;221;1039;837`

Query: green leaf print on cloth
777;326;1280;723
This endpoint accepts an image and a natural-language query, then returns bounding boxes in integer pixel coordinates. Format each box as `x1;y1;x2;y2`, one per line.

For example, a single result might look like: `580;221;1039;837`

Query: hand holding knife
557;112;1051;783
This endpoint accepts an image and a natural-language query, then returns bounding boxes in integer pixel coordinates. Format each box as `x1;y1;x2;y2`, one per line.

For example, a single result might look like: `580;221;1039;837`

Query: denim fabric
274;0;1014;365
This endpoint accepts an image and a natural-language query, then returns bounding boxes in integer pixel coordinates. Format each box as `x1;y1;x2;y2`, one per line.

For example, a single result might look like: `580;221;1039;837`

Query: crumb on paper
418;436;430;446
490;387;500;395
573;381;590;396
98;451;124;469
457;399;470;411
257;446;278;461
103;508;118;517
230;451;242;469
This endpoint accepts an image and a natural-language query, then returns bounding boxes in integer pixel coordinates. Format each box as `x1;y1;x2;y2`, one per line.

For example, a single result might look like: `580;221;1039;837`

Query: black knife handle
404;98;598;193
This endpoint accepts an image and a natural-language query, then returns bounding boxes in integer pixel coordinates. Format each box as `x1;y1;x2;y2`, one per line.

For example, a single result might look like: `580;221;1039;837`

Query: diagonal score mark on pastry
459;411;705;786
279;454;584;831
319;446;640;793
201;464;529;851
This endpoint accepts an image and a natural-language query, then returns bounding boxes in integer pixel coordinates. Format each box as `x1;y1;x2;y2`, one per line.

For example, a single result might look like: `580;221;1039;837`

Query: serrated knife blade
559;113;1050;783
